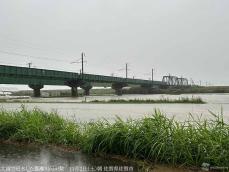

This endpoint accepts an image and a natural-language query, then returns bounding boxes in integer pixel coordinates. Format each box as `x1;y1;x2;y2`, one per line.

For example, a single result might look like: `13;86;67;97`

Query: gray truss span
162;75;189;86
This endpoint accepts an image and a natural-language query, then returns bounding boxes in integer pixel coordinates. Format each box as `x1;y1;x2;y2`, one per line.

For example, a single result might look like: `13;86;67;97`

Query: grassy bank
124;86;229;95
89;97;205;104
0;106;82;147
12;86;229;98
83;111;229;167
0;107;228;168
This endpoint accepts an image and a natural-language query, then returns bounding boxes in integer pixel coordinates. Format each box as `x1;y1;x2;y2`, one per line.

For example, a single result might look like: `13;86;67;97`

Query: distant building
0;87;17;96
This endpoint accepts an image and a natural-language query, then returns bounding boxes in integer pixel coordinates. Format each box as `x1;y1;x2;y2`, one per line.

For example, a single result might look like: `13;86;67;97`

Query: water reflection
0;143;138;172
0;143;203;172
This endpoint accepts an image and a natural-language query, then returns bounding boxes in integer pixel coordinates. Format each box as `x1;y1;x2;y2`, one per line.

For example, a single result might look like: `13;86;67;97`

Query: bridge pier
29;84;44;97
65;79;86;97
112;82;127;96
71;86;78;97
140;84;152;94
84;89;90;96
80;83;92;96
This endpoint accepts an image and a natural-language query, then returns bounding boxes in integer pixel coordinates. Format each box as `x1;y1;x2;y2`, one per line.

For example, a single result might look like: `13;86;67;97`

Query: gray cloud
0;0;228;88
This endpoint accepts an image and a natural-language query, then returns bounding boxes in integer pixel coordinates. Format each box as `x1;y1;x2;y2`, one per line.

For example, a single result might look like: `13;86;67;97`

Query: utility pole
125;63;128;79
71;52;86;75
27;62;32;68
117;63;129;78
81;52;85;75
152;68;154;82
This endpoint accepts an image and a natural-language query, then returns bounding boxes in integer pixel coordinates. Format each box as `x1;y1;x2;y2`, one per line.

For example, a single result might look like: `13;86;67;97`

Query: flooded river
0;93;227;172
1;93;229;122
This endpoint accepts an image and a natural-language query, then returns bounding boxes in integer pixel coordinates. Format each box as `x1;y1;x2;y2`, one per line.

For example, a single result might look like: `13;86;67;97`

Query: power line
0;50;70;63
0;35;69;56
0;60;26;67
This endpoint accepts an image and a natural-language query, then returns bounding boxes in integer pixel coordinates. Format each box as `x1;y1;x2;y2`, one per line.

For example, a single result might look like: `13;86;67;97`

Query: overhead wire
0;37;87;72
0;36;80;65
0;50;71;63
0;35;69;56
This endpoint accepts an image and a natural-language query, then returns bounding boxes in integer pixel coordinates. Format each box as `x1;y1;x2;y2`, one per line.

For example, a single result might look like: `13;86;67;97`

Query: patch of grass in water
89;97;205;104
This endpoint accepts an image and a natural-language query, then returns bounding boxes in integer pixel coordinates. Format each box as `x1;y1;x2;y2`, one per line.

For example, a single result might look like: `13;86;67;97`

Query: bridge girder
0;65;165;87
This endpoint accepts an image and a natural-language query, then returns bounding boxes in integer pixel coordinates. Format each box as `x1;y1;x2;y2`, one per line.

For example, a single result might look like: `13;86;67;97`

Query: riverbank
0;107;228;171
123;86;229;95
11;86;229;98
12;88;115;97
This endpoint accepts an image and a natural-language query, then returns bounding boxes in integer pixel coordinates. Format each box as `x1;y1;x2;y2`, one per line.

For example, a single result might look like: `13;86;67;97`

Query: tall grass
0;107;228;167
89;97;205;104
82;110;229;167
0;106;82;146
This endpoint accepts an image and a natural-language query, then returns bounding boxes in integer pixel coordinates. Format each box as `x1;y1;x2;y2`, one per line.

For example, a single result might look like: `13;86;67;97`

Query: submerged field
0;107;228;169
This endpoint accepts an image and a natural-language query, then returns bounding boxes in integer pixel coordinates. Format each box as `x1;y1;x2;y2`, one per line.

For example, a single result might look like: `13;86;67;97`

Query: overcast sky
0;0;229;90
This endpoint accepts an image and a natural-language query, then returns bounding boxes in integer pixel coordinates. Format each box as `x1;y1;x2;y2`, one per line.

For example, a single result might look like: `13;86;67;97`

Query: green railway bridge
0;65;167;97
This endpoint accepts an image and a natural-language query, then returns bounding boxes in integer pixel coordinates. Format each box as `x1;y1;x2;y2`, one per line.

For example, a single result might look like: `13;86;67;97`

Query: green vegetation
11;86;229;98
0;106;82;146
89;97;205;104
124;86;229;95
0;97;205;104
0;107;228;168
83;111;229;167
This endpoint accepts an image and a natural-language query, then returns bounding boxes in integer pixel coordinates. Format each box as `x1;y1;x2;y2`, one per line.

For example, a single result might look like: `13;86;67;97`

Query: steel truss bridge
162;75;189;86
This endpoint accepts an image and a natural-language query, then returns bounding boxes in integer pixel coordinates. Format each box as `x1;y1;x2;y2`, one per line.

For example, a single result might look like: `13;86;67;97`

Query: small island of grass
89;97;205;104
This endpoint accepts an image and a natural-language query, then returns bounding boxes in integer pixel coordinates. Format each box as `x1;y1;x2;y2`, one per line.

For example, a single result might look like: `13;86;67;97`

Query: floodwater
0;93;227;172
0;143;201;172
0;143;137;172
1;93;229;122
